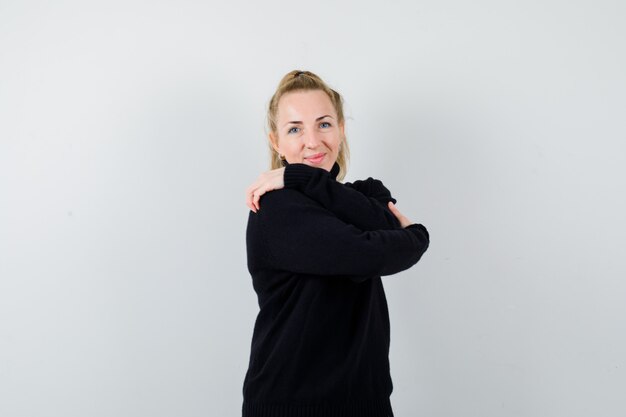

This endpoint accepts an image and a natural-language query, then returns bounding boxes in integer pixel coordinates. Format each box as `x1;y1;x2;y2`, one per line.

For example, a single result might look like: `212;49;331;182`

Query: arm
344;176;401;227
344;177;396;205
257;189;429;278
284;163;401;230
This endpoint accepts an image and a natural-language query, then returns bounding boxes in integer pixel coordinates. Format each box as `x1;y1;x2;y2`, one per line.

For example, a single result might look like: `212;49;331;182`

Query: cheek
284;141;301;153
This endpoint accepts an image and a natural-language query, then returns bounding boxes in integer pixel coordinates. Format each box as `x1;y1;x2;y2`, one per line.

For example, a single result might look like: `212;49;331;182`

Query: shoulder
247;188;337;247
259;187;313;208
251;188;322;222
247;190;311;270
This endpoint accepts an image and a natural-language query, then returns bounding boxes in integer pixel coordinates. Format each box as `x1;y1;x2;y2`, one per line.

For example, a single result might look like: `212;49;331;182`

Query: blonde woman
242;70;430;417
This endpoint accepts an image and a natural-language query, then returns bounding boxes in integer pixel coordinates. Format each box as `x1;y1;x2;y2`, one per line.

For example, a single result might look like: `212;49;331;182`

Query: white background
1;1;625;416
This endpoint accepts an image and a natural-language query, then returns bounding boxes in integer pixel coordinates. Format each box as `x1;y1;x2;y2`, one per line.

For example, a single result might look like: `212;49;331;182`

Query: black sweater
242;161;429;417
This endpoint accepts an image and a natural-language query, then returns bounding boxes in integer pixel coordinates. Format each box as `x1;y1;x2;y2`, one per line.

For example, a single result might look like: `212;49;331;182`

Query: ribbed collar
282;159;341;180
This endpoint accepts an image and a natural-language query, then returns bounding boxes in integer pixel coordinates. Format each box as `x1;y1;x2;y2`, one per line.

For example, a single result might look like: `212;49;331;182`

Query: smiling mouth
306;153;325;163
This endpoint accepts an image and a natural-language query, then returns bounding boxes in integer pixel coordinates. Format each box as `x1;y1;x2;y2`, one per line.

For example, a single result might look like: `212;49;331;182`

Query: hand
245;167;285;213
387;201;413;228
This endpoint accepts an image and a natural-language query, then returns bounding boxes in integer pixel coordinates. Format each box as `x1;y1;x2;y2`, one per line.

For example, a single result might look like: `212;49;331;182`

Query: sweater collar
282;159;341;180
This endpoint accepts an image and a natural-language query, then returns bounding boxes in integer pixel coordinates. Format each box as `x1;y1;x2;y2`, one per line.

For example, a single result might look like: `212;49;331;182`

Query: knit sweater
242;161;430;417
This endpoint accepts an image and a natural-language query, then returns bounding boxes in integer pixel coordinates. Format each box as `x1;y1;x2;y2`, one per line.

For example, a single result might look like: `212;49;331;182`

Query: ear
269;131;280;153
339;123;345;140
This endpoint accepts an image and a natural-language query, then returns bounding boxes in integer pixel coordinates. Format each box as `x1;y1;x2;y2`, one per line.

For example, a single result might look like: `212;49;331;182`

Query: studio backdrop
1;1;624;416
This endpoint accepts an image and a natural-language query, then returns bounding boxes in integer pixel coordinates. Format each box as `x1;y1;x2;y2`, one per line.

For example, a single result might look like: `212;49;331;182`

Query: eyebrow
283;115;334;127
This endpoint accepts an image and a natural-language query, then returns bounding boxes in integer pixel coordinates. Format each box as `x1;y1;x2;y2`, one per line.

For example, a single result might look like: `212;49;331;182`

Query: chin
306;161;331;172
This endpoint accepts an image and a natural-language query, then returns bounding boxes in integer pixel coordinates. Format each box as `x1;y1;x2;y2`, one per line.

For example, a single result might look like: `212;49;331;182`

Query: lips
305;153;326;165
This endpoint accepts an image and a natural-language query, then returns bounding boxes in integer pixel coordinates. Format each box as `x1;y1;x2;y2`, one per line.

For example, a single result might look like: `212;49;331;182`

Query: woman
242;70;430;417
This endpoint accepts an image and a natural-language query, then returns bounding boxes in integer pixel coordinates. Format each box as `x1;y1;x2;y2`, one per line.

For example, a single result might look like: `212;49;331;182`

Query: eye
320;122;331;128
287;127;300;134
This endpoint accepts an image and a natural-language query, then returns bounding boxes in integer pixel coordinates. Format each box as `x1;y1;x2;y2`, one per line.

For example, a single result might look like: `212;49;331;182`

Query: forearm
284;163;400;230
256;190;430;278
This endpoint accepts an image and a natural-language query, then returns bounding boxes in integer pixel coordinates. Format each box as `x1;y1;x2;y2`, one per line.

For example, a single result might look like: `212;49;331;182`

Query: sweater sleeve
344;177;396;205
257;190;429;278
284;163;401;230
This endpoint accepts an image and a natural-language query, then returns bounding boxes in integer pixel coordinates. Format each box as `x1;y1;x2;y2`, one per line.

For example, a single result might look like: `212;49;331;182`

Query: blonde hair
266;70;350;182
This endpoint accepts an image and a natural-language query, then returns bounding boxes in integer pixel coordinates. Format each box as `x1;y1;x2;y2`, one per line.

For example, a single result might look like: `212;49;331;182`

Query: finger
254;188;263;211
247;185;261;212
246;197;256;213
245;182;259;196
246;184;256;203
246;191;255;211
255;184;270;209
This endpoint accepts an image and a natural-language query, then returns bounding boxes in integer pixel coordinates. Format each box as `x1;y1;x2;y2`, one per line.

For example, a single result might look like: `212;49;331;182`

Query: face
270;89;344;172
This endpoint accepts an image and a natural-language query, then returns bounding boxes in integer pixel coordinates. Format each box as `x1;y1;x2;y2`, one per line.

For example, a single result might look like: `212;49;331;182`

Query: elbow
380;227;430;276
414;240;429;264
414;228;430;263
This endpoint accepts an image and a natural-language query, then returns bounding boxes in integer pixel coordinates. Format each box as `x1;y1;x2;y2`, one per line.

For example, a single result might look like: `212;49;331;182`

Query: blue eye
288;127;300;134
320;122;331;128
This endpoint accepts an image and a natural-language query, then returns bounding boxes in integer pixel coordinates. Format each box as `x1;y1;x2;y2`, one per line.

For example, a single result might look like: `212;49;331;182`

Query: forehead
277;90;336;120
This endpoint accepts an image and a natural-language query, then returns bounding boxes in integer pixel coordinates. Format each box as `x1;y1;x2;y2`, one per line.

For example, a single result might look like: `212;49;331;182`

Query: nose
303;129;322;149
